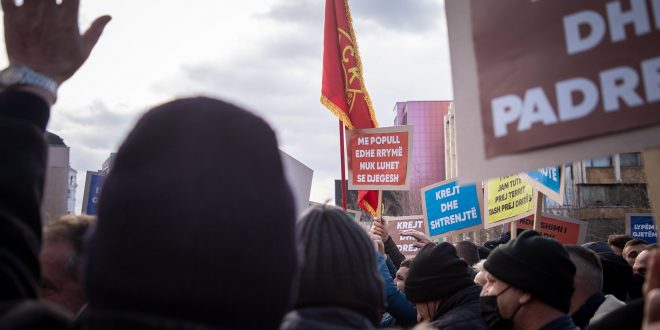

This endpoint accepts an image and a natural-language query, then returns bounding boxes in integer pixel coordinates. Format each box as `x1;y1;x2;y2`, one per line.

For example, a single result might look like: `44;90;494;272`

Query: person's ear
518;292;532;305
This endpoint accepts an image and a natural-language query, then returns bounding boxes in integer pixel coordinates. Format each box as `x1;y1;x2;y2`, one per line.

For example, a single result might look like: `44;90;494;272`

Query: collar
571;292;606;328
540;314;578;330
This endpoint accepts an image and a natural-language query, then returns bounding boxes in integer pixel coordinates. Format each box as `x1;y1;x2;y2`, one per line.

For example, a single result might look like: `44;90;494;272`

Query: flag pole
339;120;348;210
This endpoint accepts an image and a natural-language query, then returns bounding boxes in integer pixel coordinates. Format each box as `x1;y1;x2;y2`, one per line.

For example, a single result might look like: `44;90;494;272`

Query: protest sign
520;167;565;205
626;213;657;244
384;215;426;257
484;175;535;228
421;180;483;238
517;214;588;244
81;171;105;215
346;126;413;190
446;0;660;185
280;150;314;216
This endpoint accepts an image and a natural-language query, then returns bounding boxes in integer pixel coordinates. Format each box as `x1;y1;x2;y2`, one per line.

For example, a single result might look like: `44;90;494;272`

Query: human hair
607;234;633;250
643;244;658;252
43;214;95;279
624;239;648;250
400;258;413;269
474;259;486;272
565;245;603;294
454;240;479;266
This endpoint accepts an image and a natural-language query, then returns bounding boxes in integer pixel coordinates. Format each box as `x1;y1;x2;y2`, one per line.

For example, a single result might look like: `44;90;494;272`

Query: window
620;153;641;168
584;157;611;168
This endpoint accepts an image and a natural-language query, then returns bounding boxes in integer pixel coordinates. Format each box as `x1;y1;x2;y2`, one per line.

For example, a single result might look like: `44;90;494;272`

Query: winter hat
582;241;614;254
404;243;475;303
597;252;632;301
484;230;575;313
294;205;385;325
83;97;299;329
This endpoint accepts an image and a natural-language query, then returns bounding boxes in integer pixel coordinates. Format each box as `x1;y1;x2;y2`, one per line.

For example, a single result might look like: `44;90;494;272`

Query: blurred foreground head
82;98;299;329
288;205;384;327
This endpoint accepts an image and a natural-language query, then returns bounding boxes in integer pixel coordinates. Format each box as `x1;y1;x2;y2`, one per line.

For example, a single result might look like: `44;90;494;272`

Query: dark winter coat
429;285;489;330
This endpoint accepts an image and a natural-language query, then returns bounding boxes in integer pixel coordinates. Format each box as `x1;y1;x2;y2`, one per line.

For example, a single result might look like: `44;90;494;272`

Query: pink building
394;101;451;214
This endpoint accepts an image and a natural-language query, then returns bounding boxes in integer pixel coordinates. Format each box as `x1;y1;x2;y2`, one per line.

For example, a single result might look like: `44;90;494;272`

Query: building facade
42;133;71;223
393;101;451;215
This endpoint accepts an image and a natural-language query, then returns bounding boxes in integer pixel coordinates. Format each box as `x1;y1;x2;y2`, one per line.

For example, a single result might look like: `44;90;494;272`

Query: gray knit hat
294;205;385;325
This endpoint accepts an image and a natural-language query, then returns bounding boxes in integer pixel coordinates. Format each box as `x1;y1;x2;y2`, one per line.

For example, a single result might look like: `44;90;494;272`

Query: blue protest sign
82;171;105;215
521;166;565;205
626;214;657;244
421;180;483;237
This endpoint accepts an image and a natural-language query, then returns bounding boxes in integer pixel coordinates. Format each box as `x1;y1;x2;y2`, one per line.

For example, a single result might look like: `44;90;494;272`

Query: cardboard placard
517;214;588;244
447;0;660;184
484;175;536;228
520;166;565;205
421;179;483;238
384;215;426;257
81;171;105;215
280;150;314;217
346;126;413;190
626;213;657;244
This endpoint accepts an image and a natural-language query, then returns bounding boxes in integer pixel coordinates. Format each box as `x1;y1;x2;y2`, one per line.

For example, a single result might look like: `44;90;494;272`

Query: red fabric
322;0;379;215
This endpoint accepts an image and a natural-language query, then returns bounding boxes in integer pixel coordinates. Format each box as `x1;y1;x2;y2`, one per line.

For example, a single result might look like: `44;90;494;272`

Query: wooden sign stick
533;190;543;231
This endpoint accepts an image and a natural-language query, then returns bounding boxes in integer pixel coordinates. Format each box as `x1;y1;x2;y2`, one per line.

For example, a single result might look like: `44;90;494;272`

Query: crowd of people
1;1;660;329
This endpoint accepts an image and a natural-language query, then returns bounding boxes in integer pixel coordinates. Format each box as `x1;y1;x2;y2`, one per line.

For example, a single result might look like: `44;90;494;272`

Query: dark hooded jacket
430;285;488;330
0;91;74;329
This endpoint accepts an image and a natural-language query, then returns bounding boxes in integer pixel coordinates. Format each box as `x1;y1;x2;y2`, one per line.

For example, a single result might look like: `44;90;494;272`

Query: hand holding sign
370;217;390;242
400;229;432;249
370;234;385;255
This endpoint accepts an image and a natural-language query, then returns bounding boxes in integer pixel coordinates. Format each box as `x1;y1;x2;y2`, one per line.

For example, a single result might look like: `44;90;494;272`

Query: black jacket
0;91;74;330
430;285;489;330
279;307;375;330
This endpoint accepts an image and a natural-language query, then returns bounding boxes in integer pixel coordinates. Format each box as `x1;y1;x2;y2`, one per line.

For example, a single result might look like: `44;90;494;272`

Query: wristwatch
0;65;58;99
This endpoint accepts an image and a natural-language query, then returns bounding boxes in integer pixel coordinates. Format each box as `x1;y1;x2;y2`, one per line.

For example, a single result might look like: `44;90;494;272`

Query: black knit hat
295;205;385;325
404;243;475;303
597;252;632;301
484;230;575;313
83;98;299;329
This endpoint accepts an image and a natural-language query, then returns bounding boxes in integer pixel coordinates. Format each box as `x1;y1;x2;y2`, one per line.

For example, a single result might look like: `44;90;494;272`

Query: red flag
321;0;379;216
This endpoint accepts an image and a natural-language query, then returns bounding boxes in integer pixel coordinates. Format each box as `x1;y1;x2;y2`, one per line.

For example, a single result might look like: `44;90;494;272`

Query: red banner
322;0;379;215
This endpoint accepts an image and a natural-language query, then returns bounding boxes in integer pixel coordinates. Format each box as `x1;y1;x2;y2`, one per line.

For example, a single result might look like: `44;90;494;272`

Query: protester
455;241;480;267
395;258;413;293
582;241;614;254
40;215;95;315
0;0;110;328
634;244;659;277
565;245;624;328
481;230;578;330
371;217;406;268
281;205;384;329
629;244;659;300
608;234;634;256
474;260;488;288
1;1;300;329
583;243;634;302
624;239;649;267
372;237;417;328
404;243;488;329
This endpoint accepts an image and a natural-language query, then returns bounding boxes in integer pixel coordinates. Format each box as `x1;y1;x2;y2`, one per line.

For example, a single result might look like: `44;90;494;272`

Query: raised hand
400;229;432;249
370;217;390;241
2;0;110;85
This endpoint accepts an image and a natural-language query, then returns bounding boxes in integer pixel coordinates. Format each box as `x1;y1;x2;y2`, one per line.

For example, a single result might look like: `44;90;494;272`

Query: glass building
394;101;451;214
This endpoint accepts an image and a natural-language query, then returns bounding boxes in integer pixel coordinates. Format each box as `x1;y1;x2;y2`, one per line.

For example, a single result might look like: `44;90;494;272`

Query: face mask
480;286;520;330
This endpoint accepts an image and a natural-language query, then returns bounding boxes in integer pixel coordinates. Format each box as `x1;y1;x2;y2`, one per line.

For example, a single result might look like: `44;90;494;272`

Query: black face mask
480;286;520;330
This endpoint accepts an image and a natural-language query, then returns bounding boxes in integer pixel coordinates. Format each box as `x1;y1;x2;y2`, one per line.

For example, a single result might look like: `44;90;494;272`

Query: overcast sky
0;0;453;211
